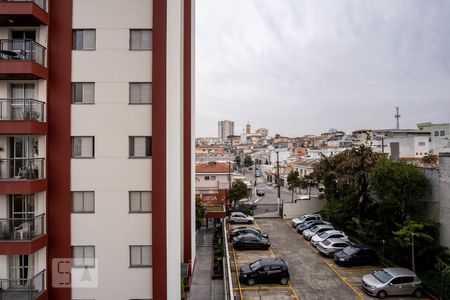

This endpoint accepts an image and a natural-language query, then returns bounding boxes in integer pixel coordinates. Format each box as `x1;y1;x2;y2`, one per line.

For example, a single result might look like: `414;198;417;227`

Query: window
210;176;216;180
205;176;210;180
418;142;425;146
129;137;151;157
441;130;446;136
129;191;152;213
72;137;95;158
130;245;152;267
129;83;152;104
72;83;95;104
434;131;439;136
72;246;95;268
73;29;96;50
130;29;152;50
72;191;95;213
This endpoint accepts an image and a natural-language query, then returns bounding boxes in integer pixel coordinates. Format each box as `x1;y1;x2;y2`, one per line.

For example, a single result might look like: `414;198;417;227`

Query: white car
303;224;334;240
317;238;351;257
311;230;349;246
230;212;254;224
291;214;321;228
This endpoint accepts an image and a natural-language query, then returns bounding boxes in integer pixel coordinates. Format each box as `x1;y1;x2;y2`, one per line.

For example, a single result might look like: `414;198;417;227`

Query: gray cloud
195;0;450;137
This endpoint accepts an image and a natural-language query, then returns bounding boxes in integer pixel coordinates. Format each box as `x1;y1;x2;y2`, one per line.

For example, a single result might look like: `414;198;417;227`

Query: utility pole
395;106;401;130
276;151;280;207
254;158;257;186
228;160;232;210
411;232;416;273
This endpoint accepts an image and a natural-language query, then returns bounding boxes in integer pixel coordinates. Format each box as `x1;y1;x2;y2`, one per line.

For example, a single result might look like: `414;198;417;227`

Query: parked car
232;234;271;250
311;230;349;246
296;219;328;234
302;224;334;241
317;238;352;257
238;201;257;210
334;244;378;267
291;214;322;228
230;212;254;224
230;227;268;240
361;267;424;299
239;258;290;286
256;189;265;196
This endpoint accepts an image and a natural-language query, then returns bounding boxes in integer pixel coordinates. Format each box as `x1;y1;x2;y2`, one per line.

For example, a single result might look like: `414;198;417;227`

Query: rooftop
196;161;229;173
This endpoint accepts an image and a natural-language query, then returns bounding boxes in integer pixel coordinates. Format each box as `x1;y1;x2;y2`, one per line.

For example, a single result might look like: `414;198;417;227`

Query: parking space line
257;221;300;300
231;239;244;300
283;219;364;299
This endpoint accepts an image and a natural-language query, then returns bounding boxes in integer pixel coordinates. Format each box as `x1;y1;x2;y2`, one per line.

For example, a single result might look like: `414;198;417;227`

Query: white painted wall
282;197;326;219
71;0;153;299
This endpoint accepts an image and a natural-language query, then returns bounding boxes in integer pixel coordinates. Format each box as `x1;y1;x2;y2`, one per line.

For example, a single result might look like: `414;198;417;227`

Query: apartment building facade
218;119;234;140
0;1;195;300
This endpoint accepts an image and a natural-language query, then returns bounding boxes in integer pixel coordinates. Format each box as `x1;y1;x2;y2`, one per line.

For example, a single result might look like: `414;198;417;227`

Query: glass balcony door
8;136;38;178
10;30;36;60
9;194;35;228
8;254;35;288
10;83;35;120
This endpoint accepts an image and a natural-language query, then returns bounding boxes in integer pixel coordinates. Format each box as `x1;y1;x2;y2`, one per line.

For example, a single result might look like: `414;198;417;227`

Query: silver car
361;267;424;299
311;230;349;246
229;212;254;224
317;238;351;257
303;224;334;240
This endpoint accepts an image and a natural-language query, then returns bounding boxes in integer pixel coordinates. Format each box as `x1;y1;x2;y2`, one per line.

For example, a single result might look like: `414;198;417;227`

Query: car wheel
280;277;288;285
377;290;387;299
230;220;235;224
247;278;255;286
413;289;424;298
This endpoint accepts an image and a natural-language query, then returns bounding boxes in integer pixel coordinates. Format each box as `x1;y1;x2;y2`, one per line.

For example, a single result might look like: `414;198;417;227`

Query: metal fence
0;40;46;66
0;269;45;300
223;219;235;300
0;213;45;241
0;99;45;122
0;158;45;180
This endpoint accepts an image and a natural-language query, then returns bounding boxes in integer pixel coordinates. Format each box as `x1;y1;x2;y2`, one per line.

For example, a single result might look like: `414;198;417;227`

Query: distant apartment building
256;128;268;137
218;120;234;140
353;129;430;159
417;122;450;154
245;121;251;134
0;1;195;300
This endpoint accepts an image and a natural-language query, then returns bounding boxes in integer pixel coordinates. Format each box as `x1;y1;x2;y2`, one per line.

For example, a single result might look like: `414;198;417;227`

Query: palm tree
287;170;301;201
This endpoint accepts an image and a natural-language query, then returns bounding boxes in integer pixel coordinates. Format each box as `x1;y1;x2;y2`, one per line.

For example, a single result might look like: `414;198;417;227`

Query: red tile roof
196;162;229;173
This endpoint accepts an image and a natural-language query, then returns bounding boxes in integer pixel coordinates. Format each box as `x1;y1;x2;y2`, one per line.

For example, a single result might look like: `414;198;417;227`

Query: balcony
0;0;48;26
0;158;46;194
0;270;46;300
0;39;47;80
0;214;46;255
0;99;46;135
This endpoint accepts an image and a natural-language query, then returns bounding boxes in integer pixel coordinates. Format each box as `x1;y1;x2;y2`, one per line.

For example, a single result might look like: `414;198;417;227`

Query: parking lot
228;218;429;300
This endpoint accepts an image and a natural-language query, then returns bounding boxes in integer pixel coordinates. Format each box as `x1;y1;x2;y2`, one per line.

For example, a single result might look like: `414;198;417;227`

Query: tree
235;155;241;168
195;197;206;230
371;159;428;224
229;179;249;204
287;170;301;201
243;155;253;167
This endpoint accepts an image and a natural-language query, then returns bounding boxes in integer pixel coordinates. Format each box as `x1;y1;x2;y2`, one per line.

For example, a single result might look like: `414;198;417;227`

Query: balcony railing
0;270;45;300
0;158;45;180
0;0;47;11
0;99;45;122
0;214;45;241
0;40;46;66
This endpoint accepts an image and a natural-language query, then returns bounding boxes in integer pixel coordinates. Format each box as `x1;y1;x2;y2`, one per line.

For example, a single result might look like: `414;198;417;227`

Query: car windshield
373;270;393;284
249;261;262;271
322;240;331;246
343;246;359;255
318;231;329;238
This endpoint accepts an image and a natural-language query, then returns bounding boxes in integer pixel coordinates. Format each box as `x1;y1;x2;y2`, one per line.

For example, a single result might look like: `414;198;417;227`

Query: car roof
231;212;245;215
384;267;417;277
258;258;286;266
315;225;333;229
239;233;262;239
327;238;349;244
350;244;374;250
322;230;344;235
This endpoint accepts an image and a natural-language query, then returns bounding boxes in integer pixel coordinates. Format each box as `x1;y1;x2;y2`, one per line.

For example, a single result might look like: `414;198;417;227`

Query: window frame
72;29;96;51
129;29;153;51
72;82;95;104
129;245;152;268
129;136;152;158
72;136;95;158
129;191;152;213
129;82;152;104
71;191;95;213
72;245;96;268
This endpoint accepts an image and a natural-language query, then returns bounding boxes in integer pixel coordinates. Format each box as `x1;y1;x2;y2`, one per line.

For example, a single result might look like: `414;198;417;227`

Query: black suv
232;234;270;250
334;244;378;267
239;258;290;286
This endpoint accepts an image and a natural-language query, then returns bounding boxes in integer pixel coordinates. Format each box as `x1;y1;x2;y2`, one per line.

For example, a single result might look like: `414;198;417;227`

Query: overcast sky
195;0;450;137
